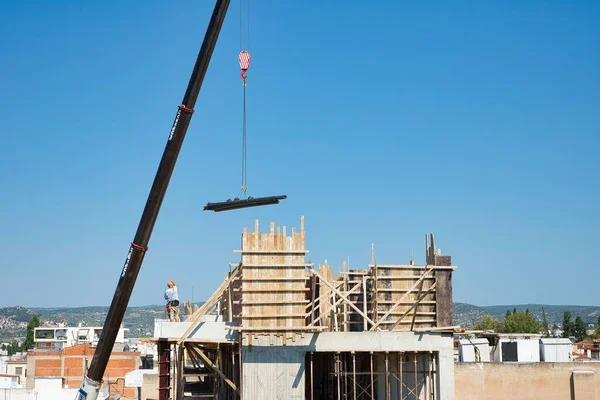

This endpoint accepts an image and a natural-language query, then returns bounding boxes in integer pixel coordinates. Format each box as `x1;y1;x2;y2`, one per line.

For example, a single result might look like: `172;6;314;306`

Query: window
15;367;22;375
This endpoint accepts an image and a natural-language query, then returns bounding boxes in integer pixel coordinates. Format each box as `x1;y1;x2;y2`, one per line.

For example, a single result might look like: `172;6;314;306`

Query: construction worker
164;280;180;322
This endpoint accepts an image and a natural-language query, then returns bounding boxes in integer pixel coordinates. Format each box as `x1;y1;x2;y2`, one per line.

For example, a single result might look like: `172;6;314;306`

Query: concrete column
438;346;455;400
571;370;595;400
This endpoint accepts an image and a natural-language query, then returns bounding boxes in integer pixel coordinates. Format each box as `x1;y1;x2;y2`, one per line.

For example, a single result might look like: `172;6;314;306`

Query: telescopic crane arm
77;1;231;398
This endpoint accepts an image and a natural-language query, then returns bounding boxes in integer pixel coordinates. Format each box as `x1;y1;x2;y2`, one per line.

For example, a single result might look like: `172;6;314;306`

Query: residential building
26;343;140;398
34;324;128;351
5;359;27;387
573;340;600;361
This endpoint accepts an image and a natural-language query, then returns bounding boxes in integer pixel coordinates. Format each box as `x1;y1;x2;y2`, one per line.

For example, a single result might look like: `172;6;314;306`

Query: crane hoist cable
239;50;250;197
238;0;251;198
204;0;287;212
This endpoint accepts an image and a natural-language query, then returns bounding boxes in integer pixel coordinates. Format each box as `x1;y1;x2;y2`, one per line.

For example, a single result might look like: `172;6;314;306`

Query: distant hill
0;304;200;340
1;303;598;340
453;303;600;328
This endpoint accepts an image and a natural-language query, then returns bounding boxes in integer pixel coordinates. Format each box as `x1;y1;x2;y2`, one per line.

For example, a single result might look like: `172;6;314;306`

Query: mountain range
1;303;599;340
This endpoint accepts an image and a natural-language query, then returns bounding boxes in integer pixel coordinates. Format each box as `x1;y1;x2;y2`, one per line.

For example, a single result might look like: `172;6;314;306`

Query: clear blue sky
1;1;598;308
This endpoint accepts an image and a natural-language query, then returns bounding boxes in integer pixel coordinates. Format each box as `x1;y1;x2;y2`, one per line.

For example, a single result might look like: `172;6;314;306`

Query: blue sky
0;1;598;308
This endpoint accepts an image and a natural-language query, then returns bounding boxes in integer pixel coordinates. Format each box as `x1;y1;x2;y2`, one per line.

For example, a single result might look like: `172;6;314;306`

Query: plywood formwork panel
240;218;308;331
373;265;437;331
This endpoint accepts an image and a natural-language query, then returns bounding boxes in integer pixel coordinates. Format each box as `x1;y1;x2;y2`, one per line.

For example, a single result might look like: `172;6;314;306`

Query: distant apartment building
34;324;128;351
573;339;600;361
26;343;140;398
5;359;27;387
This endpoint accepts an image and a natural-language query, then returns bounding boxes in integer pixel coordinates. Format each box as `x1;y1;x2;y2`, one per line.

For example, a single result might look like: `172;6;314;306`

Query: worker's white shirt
164;286;179;302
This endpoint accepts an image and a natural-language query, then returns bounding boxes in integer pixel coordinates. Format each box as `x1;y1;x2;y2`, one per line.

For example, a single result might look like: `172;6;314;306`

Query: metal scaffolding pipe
400;352;403;400
413;353;418;400
336;352;341;400
370;352;374;400
432;353;437;400
352;352;357;400
397;352;401;400
310;352;314;400
344;353;348;399
385;352;390;400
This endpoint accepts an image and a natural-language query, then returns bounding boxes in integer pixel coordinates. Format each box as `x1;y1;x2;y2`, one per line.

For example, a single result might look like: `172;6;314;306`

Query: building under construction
152;217;457;400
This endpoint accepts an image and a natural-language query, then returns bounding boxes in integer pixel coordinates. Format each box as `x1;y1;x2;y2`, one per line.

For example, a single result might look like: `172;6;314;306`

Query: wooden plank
238;300;309;305
370;264;456;270
231;326;326;331
234;250;309;254
239;277;309;281
377;320;437;325
375;277;436;280
375;288;437;293
237;288;309;292
240;314;308;318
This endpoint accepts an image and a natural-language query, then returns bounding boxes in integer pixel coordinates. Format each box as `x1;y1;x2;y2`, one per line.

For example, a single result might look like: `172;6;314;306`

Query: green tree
23;314;40;351
541;307;550;337
506;310;512;319
574;316;586;342
7;340;21;356
596;316;600;338
562;311;574;338
473;315;502;331
501;310;541;334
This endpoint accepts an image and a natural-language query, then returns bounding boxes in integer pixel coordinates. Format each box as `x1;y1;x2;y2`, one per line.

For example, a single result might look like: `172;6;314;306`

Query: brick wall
29;343;139;398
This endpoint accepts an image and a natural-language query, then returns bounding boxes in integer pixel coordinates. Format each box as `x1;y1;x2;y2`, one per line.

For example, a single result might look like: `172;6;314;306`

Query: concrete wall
141;373;159;400
243;346;306;400
455;362;600;400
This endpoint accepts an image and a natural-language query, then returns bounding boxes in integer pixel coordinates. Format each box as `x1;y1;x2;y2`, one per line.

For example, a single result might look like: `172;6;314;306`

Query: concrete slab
153;319;238;342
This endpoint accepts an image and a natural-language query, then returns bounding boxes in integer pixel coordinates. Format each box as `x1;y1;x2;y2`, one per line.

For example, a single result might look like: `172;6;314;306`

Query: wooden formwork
371;264;438;331
347;269;370;331
238;217;310;331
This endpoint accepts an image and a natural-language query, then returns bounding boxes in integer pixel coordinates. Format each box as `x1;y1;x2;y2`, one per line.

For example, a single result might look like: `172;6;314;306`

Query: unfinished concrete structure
153;217;457;400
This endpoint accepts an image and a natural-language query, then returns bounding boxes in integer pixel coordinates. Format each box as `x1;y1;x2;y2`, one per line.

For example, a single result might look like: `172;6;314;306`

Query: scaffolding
155;218;457;400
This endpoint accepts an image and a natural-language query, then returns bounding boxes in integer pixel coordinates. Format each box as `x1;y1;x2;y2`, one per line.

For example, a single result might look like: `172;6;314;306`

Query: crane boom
77;1;231;398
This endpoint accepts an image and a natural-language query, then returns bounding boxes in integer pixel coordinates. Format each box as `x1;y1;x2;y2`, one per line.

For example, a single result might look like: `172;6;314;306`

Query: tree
501;310;541;334
562;311;574;338
574;316;586;342
473;315;502;331
7;340;21;356
506;310;512;319
23;314;40;351
541;307;550;338
596;316;600;339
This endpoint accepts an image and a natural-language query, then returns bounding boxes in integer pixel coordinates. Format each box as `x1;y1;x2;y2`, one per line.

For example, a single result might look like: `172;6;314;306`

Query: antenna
370;243;375;265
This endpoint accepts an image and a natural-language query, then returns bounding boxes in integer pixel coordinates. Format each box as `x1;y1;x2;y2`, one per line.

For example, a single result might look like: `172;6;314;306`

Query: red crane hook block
238;50;251;79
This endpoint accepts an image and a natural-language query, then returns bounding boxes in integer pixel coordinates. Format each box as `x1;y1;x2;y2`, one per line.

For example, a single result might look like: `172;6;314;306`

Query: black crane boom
79;1;231;398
